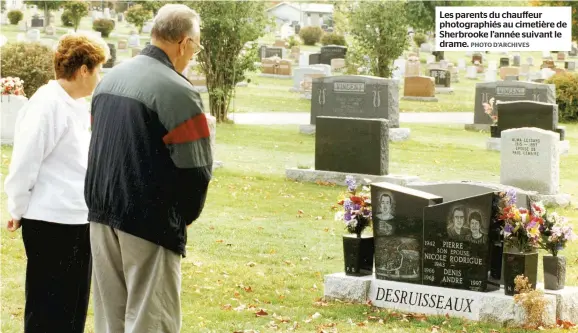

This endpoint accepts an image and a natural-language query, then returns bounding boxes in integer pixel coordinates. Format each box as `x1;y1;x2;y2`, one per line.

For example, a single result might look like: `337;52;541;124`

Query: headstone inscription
429;69;451;87
422;193;497;292
501;128;560;195
372;182;443;284
310;75;399;128
320;45;347;65
473;81;556;125
315;116;388;175
265;47;283;59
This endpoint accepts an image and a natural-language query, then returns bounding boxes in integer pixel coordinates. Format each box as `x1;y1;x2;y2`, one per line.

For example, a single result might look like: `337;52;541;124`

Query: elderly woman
4;34;108;333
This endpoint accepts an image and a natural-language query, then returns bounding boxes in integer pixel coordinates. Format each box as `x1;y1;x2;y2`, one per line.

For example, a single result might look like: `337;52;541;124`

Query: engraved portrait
375;237;420;281
375;191;395;236
465;209;488;245
446;205;469;241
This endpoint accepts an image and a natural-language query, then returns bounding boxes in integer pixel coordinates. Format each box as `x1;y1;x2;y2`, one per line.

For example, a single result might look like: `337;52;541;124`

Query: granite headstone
315;116;388;175
429;69;451;87
495;101;561;140
372;182;443;284
473;81;556;125
310;75;399;128
501;128;560;195
423;193;497;292
320;45;347;65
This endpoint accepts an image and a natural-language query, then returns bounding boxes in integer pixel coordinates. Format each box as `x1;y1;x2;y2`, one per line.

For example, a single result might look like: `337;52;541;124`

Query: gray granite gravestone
31;16;43;28
310;75;399;127
309;53;320;65
315;116;388;175
473;81;556;125
495;101;562;140
320;45;347;65
103;43;116;68
371;182;442;285
499;57;510;67
259;45;267;60
512;54;521;66
265;47;283;59
429;69;451;87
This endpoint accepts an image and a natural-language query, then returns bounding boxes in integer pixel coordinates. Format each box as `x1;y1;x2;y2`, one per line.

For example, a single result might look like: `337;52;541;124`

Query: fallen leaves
255;309;268;317
557;319;577;329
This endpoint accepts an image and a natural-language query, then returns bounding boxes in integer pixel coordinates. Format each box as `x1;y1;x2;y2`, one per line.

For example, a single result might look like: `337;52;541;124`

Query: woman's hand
7;219;21;232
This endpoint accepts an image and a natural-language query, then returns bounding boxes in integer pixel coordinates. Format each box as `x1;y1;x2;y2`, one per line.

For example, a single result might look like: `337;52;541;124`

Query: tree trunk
209;93;228;123
43;5;51;27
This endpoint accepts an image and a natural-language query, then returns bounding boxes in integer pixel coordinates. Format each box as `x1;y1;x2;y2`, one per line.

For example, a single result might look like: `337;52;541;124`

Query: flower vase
343;234;374;276
503;250;538;296
543;255;566;290
490;124;500;138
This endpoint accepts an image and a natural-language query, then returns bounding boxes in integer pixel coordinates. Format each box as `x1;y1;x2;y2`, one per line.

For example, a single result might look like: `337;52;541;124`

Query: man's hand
7;219;21;232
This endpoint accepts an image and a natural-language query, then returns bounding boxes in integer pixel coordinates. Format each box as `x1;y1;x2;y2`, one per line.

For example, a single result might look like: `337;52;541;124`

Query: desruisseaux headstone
422;193;496;292
286;116;419;186
323;181;559;326
465;81;556;131
371;182;442;284
299;75;410;141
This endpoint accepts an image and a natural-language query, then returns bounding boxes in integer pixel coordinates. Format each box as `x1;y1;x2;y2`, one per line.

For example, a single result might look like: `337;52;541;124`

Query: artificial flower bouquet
334;175;372;237
0;77;26;97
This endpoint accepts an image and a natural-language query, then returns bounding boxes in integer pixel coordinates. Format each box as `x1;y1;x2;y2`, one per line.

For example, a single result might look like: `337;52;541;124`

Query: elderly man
85;4;211;332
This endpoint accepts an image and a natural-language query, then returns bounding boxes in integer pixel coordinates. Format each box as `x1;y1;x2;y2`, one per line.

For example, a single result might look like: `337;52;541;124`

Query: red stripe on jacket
163;113;210;144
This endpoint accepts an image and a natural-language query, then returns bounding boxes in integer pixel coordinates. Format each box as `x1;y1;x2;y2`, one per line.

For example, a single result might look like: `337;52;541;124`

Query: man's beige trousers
90;222;182;333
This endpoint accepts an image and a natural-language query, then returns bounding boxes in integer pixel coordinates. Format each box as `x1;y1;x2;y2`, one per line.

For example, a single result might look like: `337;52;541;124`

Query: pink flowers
1;77;26;97
482;97;497;124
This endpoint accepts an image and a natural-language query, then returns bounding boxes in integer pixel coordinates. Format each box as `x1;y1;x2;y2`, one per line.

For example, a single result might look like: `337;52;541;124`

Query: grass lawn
1;123;577;333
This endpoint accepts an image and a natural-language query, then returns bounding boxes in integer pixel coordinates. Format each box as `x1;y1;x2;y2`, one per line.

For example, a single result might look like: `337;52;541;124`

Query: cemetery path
227;112;474;125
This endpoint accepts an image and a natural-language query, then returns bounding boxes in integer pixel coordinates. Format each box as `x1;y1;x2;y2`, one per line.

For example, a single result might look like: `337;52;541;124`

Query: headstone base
285;168;419;187
464;123;491;132
298;125;410;141
401;96;438;102
486;137;570;155
258;73;293;80
435;87;454;94
324;272;559;327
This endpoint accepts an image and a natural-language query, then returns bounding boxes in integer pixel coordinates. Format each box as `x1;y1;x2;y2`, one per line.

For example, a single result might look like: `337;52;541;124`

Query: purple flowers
506;189;516;205
345;175;357;192
336;175;372;237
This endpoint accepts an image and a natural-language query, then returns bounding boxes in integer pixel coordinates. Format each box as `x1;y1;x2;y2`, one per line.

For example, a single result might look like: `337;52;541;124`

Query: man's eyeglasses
179;37;204;56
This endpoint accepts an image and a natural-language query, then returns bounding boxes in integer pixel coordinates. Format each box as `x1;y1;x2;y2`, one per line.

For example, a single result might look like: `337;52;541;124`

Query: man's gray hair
151;4;201;43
